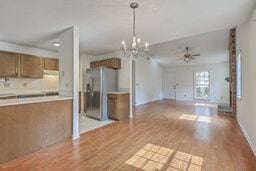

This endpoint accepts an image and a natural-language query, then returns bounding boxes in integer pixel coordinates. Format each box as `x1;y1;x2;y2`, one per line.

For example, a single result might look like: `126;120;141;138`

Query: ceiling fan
178;47;200;63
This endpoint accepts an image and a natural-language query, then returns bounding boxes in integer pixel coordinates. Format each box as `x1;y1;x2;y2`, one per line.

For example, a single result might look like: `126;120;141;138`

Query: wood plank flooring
0;100;255;170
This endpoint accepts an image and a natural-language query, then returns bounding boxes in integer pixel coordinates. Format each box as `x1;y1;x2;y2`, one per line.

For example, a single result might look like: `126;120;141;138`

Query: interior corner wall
59;29;74;96
134;57;163;106
236;8;256;156
96;50;163;106
164;62;230;104
59;26;80;139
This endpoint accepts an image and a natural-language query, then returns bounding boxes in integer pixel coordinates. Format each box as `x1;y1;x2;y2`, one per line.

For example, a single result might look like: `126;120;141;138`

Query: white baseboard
175;98;228;105
72;134;80;140
237;119;256;157
135;98;163;106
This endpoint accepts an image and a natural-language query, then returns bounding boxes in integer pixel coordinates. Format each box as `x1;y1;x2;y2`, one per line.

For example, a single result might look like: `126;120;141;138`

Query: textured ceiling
0;0;255;55
149;29;229;67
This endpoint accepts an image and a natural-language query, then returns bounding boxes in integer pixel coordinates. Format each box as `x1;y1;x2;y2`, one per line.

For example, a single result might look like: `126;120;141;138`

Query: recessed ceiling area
0;0;255;55
149;29;229;67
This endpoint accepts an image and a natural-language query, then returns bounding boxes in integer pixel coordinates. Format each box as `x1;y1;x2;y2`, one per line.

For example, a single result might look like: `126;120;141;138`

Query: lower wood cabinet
20;54;43;78
108;93;129;121
0;51;19;77
0;100;72;164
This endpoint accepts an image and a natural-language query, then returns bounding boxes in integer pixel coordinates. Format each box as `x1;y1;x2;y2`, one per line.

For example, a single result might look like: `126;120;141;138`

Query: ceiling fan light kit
178;47;200;63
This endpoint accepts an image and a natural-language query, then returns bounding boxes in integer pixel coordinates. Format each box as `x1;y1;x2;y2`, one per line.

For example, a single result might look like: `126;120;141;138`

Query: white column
59;26;80;140
129;55;133;118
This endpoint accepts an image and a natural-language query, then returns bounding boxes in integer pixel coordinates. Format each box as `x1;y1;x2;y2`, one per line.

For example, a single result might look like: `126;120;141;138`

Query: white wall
79;53;101;90
164;62;230;104
59;26;80;139
134;57;163;105
236;8;256;156
96;50;163;105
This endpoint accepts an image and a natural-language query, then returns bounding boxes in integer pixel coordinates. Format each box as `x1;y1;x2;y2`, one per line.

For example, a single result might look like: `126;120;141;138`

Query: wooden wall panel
0;100;72;164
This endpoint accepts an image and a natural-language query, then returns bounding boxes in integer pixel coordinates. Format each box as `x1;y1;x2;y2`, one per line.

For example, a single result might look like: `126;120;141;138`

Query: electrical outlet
23;82;27;87
184;93;187;97
66;83;69;88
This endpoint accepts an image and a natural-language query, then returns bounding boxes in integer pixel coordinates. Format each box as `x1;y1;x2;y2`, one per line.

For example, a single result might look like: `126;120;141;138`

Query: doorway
163;71;176;100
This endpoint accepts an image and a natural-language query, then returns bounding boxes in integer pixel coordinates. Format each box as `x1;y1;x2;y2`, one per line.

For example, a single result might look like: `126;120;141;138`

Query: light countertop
0;89;57;96
0;95;72;107
107;91;129;95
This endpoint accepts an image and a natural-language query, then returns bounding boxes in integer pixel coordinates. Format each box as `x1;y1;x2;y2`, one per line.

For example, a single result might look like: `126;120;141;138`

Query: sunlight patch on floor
194;103;216;107
125;143;203;171
179;114;212;123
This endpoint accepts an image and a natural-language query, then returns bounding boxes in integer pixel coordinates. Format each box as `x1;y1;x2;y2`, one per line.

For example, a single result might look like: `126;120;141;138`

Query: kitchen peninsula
0;50;73;164
0;95;73;164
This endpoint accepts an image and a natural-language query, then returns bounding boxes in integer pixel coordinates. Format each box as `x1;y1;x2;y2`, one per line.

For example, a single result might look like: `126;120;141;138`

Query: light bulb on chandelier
121;2;149;57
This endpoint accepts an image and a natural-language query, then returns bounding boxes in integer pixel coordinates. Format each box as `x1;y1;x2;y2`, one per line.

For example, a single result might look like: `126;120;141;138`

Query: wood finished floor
0;100;255;171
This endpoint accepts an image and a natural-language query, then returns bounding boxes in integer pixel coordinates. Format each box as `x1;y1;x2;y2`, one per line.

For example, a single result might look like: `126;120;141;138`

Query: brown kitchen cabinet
20;54;43;78
90;58;121;69
0;51;19;77
108;93;129;121
44;58;59;71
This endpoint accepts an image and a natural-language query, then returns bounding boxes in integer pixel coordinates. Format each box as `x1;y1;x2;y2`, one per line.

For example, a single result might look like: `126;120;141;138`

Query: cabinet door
44;58;59;71
108;95;118;120
20;54;43;78
113;58;121;69
0;51;18;77
105;58;121;69
90;62;97;68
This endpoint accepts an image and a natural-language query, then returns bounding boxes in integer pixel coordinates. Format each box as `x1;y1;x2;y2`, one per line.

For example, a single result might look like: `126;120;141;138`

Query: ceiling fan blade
191;54;200;57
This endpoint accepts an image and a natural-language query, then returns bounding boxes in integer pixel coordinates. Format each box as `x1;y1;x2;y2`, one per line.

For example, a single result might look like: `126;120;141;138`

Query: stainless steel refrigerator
85;67;118;120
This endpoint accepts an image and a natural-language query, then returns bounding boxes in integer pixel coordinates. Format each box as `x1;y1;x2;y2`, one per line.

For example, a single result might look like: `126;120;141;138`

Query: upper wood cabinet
0;51;19;77
20;54;43;78
90;58;121;69
44;58;59;71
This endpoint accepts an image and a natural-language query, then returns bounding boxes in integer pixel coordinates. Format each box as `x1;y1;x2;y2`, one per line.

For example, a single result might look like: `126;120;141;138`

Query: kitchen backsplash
0;75;59;90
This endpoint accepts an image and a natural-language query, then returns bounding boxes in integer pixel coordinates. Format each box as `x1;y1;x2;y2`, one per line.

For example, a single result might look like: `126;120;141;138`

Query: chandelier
121;2;149;57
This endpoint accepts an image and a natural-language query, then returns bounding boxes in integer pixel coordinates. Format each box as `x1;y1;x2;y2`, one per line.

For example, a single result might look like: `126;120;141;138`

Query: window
236;52;242;99
194;71;210;100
